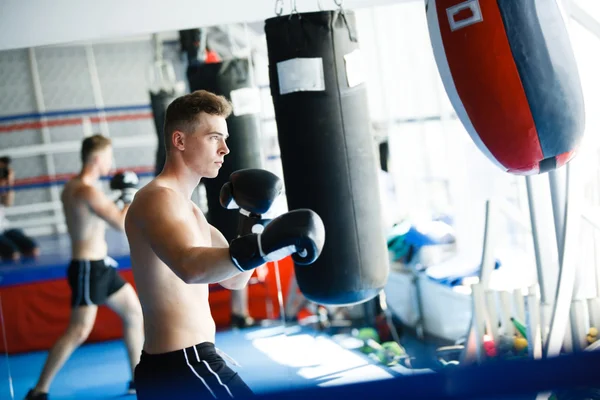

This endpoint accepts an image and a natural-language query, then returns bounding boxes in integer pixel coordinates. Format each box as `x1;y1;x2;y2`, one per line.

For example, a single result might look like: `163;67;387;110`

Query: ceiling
0;0;417;51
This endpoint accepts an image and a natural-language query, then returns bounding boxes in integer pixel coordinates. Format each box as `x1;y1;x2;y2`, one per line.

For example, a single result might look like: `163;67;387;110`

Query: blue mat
2;324;596;400
0;325;412;400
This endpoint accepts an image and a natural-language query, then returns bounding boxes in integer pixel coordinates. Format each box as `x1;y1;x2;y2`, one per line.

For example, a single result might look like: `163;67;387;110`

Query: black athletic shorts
67;258;126;307
135;342;255;399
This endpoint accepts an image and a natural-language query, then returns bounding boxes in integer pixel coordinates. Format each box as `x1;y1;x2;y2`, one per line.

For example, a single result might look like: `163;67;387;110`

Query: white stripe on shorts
183;348;216;398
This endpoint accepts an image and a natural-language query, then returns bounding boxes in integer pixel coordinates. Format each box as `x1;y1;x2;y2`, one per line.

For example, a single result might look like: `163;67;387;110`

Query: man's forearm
117;204;130;231
219;270;253;290
179;247;241;284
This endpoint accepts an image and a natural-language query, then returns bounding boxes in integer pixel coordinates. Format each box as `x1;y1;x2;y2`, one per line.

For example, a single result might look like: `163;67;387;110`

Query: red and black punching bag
426;0;585;174
265;10;389;306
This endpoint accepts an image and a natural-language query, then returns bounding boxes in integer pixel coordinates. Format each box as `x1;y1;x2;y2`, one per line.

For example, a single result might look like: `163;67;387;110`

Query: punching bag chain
336;5;357;43
274;0;284;16
289;0;301;20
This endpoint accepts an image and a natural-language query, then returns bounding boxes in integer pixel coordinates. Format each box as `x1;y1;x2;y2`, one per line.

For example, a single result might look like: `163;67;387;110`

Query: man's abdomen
141;293;216;354
70;224;108;260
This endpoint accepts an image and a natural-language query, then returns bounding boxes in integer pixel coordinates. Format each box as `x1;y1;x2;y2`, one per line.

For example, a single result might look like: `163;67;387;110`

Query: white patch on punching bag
277;58;325;95
446;0;483;32
344;49;365;88
230;87;262;116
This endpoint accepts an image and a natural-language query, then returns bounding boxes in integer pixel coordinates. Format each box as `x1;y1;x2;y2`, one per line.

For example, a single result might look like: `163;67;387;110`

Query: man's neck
79;165;100;184
160;160;202;199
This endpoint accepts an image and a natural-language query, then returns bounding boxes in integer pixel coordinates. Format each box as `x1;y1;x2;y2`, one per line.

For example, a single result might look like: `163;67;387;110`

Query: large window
569;11;600;299
354;1;600;298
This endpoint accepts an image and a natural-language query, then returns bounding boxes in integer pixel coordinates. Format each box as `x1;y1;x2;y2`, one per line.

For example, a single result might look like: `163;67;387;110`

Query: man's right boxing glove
110;171;139;204
229;209;325;272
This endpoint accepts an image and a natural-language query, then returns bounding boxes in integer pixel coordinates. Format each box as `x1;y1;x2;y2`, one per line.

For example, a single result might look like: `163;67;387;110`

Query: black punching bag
265;10;389;305
187;59;263;241
150;90;179;175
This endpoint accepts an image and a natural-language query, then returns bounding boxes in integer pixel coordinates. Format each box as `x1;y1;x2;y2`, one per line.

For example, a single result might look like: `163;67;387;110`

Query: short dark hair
163;90;232;151
81;134;112;163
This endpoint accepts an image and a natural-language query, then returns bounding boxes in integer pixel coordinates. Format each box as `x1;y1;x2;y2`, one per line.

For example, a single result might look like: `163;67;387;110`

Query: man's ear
172;131;185;151
90;153;100;165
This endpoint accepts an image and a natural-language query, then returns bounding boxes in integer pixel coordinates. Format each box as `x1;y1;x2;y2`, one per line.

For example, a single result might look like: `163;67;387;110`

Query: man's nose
220;142;230;155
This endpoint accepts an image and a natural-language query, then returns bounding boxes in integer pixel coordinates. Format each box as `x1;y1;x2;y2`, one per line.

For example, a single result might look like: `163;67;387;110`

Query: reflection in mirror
1;0;600;398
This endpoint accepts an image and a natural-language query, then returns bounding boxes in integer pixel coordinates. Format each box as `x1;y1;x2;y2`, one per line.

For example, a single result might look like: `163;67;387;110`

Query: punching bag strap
275;0;284;16
288;0;301;20
335;0;357;43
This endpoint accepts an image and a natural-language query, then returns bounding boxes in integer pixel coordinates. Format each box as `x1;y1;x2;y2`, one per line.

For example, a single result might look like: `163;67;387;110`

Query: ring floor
0;231;541;399
0;323;439;400
0;230;434;399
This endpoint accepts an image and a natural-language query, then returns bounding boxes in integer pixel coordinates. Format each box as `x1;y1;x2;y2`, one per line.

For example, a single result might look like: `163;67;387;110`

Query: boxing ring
0;227;298;353
1;230;599;400
0;230;430;399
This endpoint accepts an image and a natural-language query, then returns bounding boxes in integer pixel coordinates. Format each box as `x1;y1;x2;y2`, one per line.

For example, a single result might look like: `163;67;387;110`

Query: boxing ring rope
0;166;155;193
0;293;14;400
0;166;155;234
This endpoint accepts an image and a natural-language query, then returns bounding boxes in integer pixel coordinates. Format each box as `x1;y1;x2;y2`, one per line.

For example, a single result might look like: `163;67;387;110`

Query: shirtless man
125;90;325;399
25;134;144;400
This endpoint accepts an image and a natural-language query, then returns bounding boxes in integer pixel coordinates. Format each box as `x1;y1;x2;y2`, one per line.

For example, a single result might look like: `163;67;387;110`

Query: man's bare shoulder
129;180;188;221
63;178;96;202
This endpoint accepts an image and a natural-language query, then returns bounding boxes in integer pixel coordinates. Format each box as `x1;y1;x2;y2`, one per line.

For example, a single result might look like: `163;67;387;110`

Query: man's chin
205;170;220;179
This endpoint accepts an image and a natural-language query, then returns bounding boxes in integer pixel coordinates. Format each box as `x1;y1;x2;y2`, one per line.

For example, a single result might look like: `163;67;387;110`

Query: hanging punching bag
150;89;180;175
149;34;186;176
187;59;264;241
426;0;585;175
265;10;389;306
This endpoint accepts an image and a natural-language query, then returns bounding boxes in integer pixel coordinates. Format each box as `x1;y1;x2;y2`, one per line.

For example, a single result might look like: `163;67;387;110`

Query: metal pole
545;162;582;356
28;48;63;234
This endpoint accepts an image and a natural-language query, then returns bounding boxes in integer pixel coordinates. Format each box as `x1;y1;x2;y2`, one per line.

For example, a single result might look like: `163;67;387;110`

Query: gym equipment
426;0;585;174
265;9;389;306
187;58;264;242
149;90;178;175
148;34;186;175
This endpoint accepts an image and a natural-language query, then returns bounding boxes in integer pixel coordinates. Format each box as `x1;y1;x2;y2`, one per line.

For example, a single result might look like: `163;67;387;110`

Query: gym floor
0;323;437;399
0;231;438;399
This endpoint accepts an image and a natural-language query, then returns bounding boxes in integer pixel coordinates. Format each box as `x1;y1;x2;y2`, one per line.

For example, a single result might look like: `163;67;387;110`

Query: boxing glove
220;169;283;216
229;209;325;272
110;171;139;204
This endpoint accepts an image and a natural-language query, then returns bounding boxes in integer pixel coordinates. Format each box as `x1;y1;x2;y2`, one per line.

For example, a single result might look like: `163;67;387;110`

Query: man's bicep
141;198;196;272
209;225;229;248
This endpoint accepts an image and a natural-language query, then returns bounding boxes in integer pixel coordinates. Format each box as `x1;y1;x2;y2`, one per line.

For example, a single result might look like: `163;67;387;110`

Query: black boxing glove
229;209;325;271
110;171;139;204
220;169;283;216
